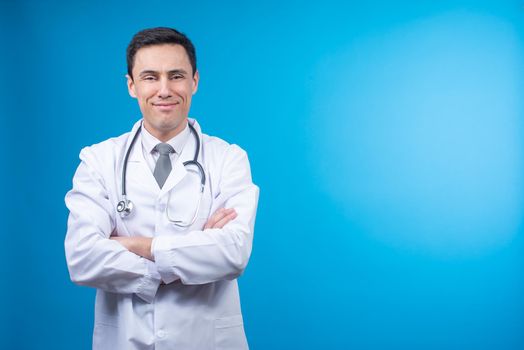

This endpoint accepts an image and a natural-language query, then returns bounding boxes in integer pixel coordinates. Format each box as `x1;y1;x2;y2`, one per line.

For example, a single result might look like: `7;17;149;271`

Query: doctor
65;27;259;350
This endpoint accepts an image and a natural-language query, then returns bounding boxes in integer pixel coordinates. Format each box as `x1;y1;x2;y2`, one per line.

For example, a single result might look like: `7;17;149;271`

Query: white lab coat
64;119;259;350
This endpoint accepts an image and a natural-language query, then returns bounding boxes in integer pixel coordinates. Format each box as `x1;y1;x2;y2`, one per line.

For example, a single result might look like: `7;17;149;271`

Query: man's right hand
204;208;237;229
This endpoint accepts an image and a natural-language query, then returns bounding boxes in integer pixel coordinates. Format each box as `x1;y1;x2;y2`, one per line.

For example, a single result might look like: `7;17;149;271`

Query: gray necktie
153;143;175;189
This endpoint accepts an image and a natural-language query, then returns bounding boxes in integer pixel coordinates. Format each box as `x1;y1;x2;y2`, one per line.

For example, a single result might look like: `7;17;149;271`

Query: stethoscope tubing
117;120;205;226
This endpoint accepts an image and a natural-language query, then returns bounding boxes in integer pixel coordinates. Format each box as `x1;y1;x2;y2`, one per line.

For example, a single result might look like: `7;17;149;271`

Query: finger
204;208;232;229
204;209;221;229
216;211;237;228
213;210;237;229
204;208;226;229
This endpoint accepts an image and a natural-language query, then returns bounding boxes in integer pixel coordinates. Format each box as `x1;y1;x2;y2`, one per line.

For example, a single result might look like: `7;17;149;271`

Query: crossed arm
65;144;258;302
110;208;238;260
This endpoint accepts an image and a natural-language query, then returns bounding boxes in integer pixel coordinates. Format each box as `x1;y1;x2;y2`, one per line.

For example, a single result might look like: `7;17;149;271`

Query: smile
152;102;179;111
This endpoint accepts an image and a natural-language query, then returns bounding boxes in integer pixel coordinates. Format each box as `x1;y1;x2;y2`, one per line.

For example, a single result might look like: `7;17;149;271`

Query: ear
192;70;200;95
126;74;137;98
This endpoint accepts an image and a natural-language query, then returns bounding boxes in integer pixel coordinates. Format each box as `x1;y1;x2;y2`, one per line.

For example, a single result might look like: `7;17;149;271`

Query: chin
156;118;185;133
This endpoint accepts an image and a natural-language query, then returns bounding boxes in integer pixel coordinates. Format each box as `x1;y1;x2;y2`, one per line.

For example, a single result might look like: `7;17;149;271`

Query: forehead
133;44;191;73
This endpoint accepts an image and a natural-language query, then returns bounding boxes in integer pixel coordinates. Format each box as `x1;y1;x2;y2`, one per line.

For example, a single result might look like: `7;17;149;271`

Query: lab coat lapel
157;121;198;197
159;156;187;197
126;123;160;195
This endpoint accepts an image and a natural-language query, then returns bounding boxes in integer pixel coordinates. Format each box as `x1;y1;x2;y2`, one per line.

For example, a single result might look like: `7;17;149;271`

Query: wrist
139;237;153;260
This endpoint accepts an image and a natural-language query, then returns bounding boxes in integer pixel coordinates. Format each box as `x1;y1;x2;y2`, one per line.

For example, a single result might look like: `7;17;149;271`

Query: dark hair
126;27;197;78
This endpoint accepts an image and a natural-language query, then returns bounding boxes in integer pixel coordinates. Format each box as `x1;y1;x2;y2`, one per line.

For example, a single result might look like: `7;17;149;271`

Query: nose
157;77;172;99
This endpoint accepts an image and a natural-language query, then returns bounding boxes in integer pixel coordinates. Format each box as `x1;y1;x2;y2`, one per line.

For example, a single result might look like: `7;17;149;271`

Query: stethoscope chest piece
117;196;134;217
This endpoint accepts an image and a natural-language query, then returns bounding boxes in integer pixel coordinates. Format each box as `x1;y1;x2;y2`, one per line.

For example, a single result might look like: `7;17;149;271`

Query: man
65;27;259;350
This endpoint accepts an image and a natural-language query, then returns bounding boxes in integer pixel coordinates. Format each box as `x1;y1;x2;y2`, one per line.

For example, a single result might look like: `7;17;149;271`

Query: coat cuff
152;235;180;284
135;259;162;303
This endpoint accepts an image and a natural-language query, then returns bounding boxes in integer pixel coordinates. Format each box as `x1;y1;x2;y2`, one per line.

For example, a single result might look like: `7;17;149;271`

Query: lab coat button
157;330;166;338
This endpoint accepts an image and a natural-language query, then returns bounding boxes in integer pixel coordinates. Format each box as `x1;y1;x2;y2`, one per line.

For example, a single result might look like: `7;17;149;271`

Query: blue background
2;0;524;349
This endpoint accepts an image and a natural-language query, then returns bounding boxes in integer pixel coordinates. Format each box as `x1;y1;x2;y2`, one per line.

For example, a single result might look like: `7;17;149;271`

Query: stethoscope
116;121;206;227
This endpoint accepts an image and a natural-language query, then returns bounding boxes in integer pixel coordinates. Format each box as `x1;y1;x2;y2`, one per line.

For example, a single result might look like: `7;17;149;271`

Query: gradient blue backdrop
2;1;524;349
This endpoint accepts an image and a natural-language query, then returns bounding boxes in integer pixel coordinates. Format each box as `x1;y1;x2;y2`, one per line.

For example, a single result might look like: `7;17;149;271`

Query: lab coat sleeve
153;145;259;285
64;147;161;303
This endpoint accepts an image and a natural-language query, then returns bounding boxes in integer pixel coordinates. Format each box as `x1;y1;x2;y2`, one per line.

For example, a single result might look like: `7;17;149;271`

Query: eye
170;74;184;80
142;75;157;81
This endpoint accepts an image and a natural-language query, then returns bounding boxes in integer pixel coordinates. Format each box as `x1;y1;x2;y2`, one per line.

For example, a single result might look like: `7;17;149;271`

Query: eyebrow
138;69;189;77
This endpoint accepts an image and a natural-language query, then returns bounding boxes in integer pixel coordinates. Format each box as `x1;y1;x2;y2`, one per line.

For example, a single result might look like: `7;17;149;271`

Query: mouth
152;102;180;111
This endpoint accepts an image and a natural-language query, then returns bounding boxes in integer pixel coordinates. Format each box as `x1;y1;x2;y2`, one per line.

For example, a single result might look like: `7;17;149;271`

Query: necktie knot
154;143;175;155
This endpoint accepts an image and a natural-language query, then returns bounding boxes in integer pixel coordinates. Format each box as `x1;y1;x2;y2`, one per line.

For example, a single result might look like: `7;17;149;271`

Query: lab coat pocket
94;292;119;326
93;312;120;349
93;323;119;350
214;314;249;350
94;312;119;327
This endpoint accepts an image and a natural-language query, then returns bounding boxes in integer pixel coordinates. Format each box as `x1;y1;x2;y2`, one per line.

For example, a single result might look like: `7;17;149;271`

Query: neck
143;119;188;142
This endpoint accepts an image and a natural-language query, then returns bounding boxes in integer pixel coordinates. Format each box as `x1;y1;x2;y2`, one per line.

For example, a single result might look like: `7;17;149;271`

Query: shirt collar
141;121;190;155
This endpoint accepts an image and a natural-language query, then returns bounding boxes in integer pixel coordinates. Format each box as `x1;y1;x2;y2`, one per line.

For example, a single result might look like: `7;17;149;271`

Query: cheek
177;83;196;98
136;95;149;107
136;85;156;101
184;88;196;104
136;96;153;115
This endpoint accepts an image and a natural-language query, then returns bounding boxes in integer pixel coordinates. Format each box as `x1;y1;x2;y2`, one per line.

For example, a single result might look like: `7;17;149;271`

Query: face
127;44;199;141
